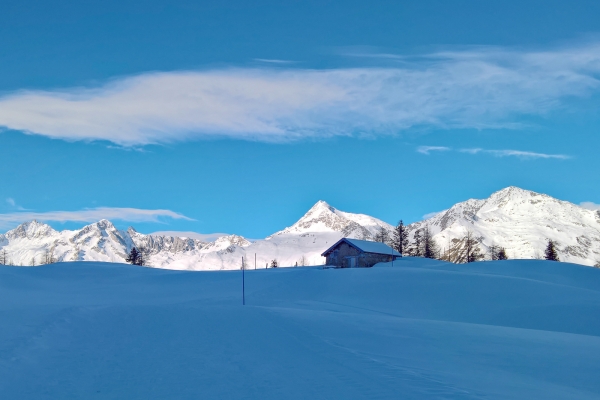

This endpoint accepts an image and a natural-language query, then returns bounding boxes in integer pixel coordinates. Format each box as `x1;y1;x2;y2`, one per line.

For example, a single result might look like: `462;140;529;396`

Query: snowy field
2;258;600;399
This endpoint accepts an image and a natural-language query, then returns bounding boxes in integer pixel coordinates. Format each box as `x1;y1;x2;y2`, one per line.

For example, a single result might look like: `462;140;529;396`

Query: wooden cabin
321;238;401;268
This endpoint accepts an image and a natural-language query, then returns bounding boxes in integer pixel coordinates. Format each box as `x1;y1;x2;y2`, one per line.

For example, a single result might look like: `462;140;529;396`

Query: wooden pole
242;257;245;306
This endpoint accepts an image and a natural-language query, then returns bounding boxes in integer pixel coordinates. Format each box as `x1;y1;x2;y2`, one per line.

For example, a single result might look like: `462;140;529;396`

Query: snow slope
1;258;600;398
409;186;600;265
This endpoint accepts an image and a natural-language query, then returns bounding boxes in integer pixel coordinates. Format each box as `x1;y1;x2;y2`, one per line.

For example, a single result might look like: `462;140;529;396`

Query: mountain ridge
1;187;600;268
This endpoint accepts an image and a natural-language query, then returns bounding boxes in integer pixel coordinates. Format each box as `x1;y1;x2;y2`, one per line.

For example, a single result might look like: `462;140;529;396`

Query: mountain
0;200;391;270
408;186;600;265
1;187;600;269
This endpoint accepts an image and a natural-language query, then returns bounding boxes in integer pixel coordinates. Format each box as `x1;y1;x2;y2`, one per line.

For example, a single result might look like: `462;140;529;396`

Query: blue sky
1;0;600;238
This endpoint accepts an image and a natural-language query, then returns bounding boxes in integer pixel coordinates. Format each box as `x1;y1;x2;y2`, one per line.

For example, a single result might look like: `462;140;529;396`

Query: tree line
374;221;567;263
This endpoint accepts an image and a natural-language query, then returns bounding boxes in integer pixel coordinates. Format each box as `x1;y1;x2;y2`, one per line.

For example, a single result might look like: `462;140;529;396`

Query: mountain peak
6;220;56;239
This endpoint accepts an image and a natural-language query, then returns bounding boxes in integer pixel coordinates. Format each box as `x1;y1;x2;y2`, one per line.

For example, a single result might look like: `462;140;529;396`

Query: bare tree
270;259;278;268
373;226;390;244
297;255;308;267
0;249;8;265
464;231;484;263
42;247;57;265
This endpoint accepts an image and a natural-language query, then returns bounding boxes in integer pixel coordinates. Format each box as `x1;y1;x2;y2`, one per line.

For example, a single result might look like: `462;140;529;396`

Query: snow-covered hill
1;186;600;269
2;258;600;398
409;186;600;265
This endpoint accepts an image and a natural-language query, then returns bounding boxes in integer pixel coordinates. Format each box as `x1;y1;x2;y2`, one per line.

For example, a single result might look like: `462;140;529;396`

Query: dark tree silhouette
422;226;439;259
392;220;409;256
544;240;559;261
497;247;508;260
126;247;140;265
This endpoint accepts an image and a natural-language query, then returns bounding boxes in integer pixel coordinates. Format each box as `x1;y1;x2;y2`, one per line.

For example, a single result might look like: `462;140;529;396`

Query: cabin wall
326;241;398;268
360;253;395;267
326;242;361;268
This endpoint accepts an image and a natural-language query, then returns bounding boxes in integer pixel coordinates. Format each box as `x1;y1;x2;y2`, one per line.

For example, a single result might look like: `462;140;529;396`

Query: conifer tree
126;247;140;265
422;226;439;259
497;247;508;260
392;220;409;256
409;230;423;257
544;240;559;261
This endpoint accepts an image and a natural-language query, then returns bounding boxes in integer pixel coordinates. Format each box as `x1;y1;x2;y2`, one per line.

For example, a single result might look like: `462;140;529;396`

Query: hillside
408;186;600;265
1;258;600;398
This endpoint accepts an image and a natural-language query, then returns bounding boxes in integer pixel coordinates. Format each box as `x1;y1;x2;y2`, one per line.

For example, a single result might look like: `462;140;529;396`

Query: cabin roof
321;238;401;257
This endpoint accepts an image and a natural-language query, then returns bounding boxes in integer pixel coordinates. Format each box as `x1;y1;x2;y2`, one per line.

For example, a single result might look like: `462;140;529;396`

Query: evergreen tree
392;220;409;256
409;230;423;257
544;240;559;261
126;247;140;265
422;226;439;259
0;249;7;265
497;247;508;260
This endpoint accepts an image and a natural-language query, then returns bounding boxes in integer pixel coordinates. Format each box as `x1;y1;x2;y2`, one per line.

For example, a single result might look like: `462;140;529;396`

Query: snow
411;186;600;265
3;187;600;269
1;258;600;398
340;238;402;256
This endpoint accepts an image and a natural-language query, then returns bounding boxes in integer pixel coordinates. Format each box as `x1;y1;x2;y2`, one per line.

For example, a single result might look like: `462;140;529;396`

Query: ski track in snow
1;257;600;398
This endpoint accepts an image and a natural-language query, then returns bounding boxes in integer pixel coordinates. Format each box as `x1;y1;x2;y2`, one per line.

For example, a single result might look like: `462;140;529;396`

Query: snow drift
1;258;600;398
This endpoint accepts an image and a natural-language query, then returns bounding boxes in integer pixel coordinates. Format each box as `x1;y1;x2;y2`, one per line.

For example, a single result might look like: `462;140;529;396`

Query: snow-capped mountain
1;187;600;269
0;200;391;270
408;186;600;265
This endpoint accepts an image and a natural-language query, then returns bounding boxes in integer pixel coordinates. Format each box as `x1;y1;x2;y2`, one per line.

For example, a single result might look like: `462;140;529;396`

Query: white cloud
459;148;483;154
253;59;296;64
423;210;445;219
0;42;600;145
5;198;27;210
0;207;192;229
485;150;569;159
417;146;451;155
580;202;600;211
150;231;228;242
457;148;569;159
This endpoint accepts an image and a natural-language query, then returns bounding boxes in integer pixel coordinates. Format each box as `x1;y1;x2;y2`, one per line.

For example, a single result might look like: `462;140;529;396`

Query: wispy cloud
5;198;27;211
417;146;451;155
580;202;600;211
1;41;600;145
423;210;445;219
460;148;569;159
0;207;192;230
253;58;296;64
